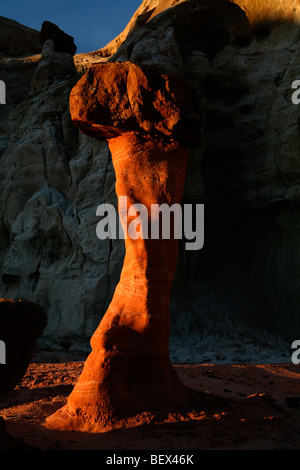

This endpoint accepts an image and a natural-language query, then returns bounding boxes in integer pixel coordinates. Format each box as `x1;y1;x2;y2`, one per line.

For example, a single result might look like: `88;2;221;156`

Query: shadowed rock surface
0;298;47;396
40;21;77;55
0;16;41;57
0;416;35;450
31;39;76;91
0;0;299;365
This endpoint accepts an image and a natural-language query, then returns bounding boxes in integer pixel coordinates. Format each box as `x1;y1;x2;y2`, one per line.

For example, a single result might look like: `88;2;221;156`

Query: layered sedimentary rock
0;298;47;395
0;20;116;352
0;0;299;366
45;63;202;431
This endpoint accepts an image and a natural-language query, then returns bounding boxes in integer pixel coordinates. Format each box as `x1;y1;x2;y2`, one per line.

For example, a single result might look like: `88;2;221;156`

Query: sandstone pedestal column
45;62;202;432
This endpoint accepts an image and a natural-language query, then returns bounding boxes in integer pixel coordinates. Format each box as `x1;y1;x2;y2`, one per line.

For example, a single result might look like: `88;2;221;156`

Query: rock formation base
45;133;193;432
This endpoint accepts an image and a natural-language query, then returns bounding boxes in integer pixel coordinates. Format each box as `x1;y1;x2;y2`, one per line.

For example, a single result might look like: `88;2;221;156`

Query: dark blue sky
1;0;142;53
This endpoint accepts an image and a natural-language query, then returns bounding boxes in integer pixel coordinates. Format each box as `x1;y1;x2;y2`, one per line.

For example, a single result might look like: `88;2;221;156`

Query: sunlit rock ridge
0;0;299;364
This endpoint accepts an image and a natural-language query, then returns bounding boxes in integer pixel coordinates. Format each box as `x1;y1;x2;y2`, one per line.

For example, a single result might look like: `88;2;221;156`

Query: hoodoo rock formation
1;0;300;372
45;63;202;431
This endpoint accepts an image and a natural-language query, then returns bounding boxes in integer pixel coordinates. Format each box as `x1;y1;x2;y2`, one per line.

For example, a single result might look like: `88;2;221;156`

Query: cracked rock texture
0;0;299;362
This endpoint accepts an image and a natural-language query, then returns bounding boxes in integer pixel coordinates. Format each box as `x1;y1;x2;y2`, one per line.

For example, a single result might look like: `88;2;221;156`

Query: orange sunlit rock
44;62;202;432
229;0;300;24
69;61;202;147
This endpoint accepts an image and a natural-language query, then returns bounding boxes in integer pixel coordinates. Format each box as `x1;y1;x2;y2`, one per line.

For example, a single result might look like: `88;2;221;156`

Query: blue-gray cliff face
0;0;299;363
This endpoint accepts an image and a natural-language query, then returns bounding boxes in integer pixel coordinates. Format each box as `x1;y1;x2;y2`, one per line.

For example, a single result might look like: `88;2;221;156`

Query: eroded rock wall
0;1;299;362
0;65;124;349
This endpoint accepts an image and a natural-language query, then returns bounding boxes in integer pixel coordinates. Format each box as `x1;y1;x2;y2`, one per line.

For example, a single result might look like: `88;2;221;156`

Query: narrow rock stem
45;133;188;431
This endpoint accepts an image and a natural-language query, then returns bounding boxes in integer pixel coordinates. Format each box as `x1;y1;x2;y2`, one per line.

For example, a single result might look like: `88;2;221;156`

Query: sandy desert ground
0;350;299;451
